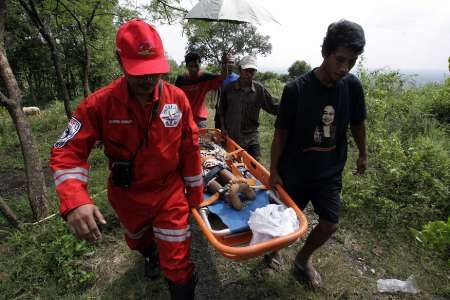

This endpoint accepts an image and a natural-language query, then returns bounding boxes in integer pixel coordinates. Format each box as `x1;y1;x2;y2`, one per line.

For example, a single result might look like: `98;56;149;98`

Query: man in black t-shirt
269;20;367;289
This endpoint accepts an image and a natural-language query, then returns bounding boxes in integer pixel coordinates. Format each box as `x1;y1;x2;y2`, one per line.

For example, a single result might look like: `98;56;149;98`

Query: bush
0;219;95;297
419;78;450;124
412;217;450;266
343;68;450;229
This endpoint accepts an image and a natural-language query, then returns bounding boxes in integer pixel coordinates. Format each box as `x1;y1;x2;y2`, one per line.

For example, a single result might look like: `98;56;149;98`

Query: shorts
284;178;342;224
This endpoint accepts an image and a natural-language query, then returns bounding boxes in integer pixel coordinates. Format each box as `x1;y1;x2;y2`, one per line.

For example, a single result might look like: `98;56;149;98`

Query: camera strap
130;82;163;162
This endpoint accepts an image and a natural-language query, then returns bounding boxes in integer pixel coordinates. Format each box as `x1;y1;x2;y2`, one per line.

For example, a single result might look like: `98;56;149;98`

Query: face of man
323;46;359;83
124;72;162;99
186;59;200;77
239;68;256;86
222;57;235;74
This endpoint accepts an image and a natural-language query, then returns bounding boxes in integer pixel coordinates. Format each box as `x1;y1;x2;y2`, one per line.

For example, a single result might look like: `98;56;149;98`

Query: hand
269;170;284;187
66;204;107;243
186;186;203;209
220;129;228;144
353;154;367;176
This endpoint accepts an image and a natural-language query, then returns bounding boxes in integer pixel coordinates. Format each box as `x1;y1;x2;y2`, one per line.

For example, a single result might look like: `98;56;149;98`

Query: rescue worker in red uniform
49;19;202;299
175;52;226;128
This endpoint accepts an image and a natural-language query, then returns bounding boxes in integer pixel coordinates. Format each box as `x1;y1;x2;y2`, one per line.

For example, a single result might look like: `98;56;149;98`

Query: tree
288;60;311;79
55;0;118;97
0;0;49;221
19;0;73;119
184;21;272;65
142;0;187;24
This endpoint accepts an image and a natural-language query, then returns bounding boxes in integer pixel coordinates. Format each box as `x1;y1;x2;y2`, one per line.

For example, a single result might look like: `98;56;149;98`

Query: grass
0;79;449;299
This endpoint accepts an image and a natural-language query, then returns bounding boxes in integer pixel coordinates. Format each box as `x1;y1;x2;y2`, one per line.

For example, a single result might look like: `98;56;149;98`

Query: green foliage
287;60;311;80
184;20;272;65
412;217;450;266
416;78;450;124
163;58;185;84
342;67;449;233
5;0;124;105
0;219;95;297
254;71;282;82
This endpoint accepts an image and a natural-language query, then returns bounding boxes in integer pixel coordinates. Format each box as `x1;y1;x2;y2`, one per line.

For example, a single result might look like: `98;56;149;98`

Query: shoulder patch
54;117;82;148
160;104;182;128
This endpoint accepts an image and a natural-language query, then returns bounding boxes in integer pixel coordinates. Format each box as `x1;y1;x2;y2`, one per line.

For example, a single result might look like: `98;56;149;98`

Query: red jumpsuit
50;77;203;284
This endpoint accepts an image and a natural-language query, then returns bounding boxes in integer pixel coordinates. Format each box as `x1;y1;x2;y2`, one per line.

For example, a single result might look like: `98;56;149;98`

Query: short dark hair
322;19;365;55
185;52;201;63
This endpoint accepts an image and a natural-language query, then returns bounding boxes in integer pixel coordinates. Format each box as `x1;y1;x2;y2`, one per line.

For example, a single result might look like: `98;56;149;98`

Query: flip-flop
263;252;285;272
293;262;322;289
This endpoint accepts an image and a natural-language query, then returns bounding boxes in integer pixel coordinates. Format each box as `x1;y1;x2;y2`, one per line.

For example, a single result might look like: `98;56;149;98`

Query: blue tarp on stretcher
204;189;269;233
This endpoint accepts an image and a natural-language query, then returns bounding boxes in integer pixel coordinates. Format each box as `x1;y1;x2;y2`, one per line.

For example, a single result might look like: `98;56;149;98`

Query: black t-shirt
275;70;366;186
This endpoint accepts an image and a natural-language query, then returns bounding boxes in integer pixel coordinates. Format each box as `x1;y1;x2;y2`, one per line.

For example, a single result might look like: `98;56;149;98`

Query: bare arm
269;128;288;186
350;121;367;175
261;87;279;116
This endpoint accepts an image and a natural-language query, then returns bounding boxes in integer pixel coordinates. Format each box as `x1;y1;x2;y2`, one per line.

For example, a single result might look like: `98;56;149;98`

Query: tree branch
87;1;101;28
156;0;187;14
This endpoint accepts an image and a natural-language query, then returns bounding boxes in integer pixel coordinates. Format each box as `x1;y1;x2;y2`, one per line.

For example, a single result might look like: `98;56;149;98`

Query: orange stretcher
191;129;308;261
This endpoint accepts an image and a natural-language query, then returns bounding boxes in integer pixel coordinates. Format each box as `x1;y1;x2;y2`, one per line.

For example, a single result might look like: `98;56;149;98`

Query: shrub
0;219;95;297
343;68;450;229
412;217;450;266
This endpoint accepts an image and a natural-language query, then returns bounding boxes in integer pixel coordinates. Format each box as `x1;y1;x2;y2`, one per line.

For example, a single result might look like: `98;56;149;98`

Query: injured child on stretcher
200;135;256;210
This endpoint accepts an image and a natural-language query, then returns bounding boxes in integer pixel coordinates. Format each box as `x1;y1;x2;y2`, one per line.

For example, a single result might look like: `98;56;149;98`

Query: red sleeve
49;97;101;218
177;91;203;208
207;74;223;91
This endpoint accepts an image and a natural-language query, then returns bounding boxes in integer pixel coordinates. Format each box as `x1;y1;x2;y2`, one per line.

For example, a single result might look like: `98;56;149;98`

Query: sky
134;0;450;74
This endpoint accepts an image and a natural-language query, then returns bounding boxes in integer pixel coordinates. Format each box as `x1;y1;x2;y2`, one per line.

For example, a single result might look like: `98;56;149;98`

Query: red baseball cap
116;19;170;75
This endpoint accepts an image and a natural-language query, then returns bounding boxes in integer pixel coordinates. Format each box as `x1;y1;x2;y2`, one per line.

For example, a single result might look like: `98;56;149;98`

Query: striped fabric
184;174;202;187
53;167;88;186
153;225;191;242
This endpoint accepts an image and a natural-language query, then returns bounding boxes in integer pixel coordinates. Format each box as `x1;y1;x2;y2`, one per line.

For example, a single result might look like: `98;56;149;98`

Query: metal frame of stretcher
191;128;308;261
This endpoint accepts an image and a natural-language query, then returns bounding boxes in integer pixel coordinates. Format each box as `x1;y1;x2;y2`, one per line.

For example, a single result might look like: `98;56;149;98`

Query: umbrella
185;0;280;25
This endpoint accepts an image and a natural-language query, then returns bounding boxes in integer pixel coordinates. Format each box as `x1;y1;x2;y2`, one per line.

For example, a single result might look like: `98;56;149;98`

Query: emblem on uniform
160;104;182;128
54;117;82;148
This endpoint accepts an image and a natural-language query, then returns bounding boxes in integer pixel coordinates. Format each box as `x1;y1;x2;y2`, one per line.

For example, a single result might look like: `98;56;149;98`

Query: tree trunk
19;0;72;119
0;196;20;228
0;0;49;221
82;42;91;97
45;22;72;119
26;68;38;105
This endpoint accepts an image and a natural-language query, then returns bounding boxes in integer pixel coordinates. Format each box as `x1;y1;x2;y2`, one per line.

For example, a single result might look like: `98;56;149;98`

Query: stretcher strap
227;149;244;158
200;193;220;208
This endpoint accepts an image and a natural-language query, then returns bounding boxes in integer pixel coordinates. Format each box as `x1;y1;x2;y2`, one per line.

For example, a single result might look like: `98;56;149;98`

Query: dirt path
78;205;437;300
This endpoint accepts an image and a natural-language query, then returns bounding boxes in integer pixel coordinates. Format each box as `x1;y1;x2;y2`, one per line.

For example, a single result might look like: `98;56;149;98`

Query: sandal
293;261;322;289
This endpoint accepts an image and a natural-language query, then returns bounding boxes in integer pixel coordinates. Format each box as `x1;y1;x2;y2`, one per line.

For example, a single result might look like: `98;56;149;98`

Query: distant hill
258;66;449;86
400;69;449;86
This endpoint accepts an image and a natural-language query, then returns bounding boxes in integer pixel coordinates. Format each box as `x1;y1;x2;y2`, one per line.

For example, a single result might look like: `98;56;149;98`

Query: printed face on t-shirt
322;105;335;126
304;104;337;152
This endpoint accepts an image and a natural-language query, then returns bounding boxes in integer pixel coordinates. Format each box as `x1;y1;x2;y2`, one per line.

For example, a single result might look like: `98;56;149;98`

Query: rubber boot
166;272;198;300
140;242;161;280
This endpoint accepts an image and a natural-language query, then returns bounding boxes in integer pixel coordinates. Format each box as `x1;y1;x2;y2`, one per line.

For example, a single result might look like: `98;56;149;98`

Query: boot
166;272;198;300
140;243;161;280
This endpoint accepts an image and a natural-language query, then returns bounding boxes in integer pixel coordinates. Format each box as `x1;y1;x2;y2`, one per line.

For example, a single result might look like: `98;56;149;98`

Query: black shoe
144;256;161;280
166;272;198;300
142;243;161;281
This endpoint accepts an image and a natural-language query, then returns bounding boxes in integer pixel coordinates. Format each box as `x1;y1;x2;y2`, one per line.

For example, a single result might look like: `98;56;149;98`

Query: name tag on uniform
108;119;133;124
